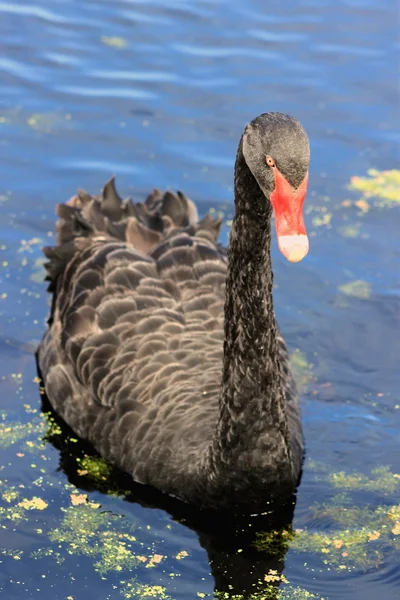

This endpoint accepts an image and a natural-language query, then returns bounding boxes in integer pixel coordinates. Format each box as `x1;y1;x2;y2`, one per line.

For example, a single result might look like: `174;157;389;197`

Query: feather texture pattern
38;113;309;510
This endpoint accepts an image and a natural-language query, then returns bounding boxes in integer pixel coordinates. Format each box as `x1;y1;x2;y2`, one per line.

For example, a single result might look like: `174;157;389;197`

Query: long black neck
209;143;294;501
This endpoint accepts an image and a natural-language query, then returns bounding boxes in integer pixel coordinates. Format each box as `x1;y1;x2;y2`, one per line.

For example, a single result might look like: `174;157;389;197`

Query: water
0;0;399;598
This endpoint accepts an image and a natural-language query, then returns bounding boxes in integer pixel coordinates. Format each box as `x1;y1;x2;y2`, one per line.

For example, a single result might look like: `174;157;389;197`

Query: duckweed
47;504;141;575
289;349;315;394
0;416;45;448
253;528;295;558
329;466;400;493
338;280;371;300
300;497;400;570
349;169;400;206
77;455;112;482
213;583;325;600
101;36;128;49
18;497;48;510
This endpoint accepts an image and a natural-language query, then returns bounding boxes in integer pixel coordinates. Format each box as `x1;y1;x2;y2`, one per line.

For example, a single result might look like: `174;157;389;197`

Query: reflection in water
42;394;296;599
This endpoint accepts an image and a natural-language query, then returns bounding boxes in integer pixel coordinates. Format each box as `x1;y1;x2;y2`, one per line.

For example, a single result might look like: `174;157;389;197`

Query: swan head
241;112;310;262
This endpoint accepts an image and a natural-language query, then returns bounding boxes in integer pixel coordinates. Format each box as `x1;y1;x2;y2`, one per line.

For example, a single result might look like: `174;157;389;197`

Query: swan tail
43;177;222;290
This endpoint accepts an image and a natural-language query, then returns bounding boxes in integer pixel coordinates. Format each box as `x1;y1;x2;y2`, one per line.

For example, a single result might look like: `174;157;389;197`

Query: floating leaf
70;493;87;506
391;522;400;535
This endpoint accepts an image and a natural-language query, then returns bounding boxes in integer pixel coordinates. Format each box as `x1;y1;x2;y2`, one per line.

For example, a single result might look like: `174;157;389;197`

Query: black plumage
38;112;310;511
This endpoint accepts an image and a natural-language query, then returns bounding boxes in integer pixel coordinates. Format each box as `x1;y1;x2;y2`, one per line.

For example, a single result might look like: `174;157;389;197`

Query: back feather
43;177;223;297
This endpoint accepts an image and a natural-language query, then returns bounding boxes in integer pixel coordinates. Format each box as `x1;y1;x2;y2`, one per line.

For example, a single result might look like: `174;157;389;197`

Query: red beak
270;168;309;262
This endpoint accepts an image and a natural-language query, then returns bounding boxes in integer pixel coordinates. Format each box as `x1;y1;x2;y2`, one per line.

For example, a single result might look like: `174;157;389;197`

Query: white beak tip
278;234;309;263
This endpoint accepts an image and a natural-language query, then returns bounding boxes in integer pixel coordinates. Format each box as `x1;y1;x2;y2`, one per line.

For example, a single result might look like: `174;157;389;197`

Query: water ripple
55;85;156;100
0;2;69;23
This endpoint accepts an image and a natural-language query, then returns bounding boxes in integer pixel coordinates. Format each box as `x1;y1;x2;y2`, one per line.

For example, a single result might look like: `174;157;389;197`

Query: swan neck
209;144;293;492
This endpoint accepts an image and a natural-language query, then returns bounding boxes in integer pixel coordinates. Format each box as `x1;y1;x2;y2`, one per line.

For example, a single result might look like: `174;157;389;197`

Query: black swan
38;112;310;511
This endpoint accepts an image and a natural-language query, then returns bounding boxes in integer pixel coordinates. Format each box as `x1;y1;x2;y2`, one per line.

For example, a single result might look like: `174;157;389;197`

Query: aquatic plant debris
0;108;72;133
0;406;399;597
338;280;371;300
47;504;142;575
291;501;400;572
76;455;112;481
254;528;295;558
329;466;400;494
120;581;172;598
348;169;400;207
255;465;400;573
338;224;363;239
101;36;128;49
212;584;326;599
18;497;48;510
0;416;45;448
289;349;315;394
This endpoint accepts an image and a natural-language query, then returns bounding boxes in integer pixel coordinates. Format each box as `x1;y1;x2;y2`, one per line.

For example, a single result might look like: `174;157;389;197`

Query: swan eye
266;155;276;168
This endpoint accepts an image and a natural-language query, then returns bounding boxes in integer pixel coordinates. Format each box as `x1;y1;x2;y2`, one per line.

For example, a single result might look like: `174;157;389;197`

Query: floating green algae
277;588;325;600
212;581;326;600
0;415;46;448
101;36;128;49
42;412;63;438
0;495;27;524
312;212;332;228
349;169;400;206
292;500;400;572
338;280;371;300
120;581;172;599
254;465;400;573
0;108;73;133
76;455;112;482
253;528;295;558
289;349;315;394
30;257;47;283
48;503;143;575
329;466;400;494
338;224;362;239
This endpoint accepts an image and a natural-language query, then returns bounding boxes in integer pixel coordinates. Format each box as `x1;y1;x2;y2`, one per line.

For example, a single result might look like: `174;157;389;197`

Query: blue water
0;1;399;599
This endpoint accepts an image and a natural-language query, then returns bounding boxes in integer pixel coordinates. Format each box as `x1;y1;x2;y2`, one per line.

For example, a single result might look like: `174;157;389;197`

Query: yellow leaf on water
391;522;400;535
137;555;148;562
146;553;164;568
355;198;370;213
70;493;87;506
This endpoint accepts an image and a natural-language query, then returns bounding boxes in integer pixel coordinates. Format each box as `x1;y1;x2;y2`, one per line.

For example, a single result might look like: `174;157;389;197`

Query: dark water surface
0;1;399;599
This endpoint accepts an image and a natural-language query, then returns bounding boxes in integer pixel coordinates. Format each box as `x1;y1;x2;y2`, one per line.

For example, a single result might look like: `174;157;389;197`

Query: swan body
38;112;310;510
